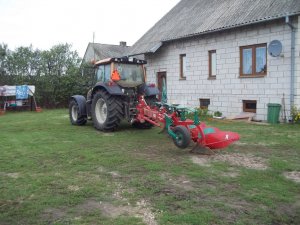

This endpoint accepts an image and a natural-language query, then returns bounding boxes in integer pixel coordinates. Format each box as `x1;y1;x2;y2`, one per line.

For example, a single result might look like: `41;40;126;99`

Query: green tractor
69;57;159;131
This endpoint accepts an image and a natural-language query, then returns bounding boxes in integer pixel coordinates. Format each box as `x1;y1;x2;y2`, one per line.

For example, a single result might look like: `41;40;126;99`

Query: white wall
295;16;300;108
145;19;297;121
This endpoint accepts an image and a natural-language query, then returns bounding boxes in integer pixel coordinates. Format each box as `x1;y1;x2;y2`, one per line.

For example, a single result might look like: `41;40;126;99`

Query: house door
157;72;167;101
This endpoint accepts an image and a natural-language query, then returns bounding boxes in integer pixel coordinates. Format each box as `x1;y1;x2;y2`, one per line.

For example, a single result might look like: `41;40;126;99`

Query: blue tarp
16;85;28;99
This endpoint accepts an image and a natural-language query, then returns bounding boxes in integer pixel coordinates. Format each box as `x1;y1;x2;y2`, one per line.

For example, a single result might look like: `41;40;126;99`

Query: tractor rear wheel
172;125;191;149
91;89;123;131
69;99;87;126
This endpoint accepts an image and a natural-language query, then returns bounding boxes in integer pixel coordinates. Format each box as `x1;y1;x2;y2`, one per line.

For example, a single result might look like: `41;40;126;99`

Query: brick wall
145;19;298;121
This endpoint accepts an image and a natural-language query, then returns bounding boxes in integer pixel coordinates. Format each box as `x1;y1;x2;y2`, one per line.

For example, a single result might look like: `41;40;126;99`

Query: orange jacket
111;70;121;81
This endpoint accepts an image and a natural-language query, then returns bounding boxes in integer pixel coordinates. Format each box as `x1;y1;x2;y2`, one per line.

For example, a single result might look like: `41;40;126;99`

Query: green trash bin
267;103;281;124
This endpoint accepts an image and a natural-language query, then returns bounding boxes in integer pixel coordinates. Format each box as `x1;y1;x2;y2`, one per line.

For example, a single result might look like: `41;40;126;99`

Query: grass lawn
0;109;299;225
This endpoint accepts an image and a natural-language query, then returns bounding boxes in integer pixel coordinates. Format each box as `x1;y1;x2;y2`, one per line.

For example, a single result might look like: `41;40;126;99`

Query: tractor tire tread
69;99;87;126
91;89;123;131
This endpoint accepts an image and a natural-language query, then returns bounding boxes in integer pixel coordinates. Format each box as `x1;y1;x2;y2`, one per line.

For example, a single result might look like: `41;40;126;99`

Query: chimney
120;41;127;47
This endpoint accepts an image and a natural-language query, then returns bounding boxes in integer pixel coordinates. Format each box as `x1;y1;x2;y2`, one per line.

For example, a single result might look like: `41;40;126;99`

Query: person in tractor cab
111;69;121;81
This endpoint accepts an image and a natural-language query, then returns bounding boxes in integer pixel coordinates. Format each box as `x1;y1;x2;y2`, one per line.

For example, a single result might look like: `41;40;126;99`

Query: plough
136;96;240;150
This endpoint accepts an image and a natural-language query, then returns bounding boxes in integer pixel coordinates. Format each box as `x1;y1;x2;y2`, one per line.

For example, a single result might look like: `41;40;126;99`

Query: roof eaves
128;42;163;57
149;42;163;53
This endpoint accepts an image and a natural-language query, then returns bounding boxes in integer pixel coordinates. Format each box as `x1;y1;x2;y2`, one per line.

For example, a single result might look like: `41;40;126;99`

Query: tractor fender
93;82;124;96
139;84;160;96
70;95;87;117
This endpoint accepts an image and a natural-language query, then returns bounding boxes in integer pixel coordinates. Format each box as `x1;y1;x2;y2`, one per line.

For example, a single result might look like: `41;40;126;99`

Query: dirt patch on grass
42;198;158;225
76;199;131;218
191;152;268;170
191;156;211;167
67;185;81;192
220;171;240;178
96;166;121;178
135;199;158;225
283;171;300;183
108;171;121;178
111;183;157;225
274;198;300;224
161;172;194;191
42;207;67;222
0;172;20;178
42;180;158;225
213;153;268;170
215;199;256;224
92;199;158;225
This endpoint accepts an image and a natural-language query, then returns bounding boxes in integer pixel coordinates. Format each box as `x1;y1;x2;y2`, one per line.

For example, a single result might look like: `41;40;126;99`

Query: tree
5;45;41;77
38;44;82;107
0;43;8;76
40;43;81;76
0;43;89;108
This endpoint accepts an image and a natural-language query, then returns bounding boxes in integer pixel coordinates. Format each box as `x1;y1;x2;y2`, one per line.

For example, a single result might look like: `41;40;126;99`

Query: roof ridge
89;42;130;47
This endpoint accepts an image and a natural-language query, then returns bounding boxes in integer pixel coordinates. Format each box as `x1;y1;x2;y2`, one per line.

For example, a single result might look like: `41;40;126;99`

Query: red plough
136;96;240;151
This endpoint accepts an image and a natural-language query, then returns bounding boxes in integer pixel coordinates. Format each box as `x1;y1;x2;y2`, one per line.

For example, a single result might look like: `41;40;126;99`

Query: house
82;41;129;64
128;0;300;121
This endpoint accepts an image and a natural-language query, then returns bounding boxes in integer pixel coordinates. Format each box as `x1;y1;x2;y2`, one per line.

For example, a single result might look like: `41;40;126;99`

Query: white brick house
128;0;300;121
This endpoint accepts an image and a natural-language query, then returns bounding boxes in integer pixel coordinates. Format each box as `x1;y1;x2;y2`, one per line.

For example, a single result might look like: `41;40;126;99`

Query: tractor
69;57;159;131
69;57;240;150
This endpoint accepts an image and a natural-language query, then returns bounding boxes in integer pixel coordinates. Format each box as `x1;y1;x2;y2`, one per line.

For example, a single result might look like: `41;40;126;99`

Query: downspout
285;16;296;113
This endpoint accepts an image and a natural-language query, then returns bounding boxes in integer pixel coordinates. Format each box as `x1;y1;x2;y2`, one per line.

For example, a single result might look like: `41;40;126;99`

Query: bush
213;111;222;117
198;108;213;120
291;106;300;123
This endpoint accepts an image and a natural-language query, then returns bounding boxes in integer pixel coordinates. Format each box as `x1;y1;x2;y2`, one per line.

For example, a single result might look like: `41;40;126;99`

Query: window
180;54;186;79
200;98;210;109
208;50;216;78
240;44;267;77
104;64;111;81
96;64;111;82
243;100;257;113
96;65;104;81
115;63;144;83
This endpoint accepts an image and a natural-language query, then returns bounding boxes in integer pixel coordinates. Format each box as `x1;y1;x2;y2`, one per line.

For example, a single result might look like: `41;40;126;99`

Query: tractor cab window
96;65;104;82
96;64;111;82
104;64;111;81
115;63;144;83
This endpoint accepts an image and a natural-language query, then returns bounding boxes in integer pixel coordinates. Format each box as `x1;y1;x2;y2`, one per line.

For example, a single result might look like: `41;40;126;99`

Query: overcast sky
0;0;180;56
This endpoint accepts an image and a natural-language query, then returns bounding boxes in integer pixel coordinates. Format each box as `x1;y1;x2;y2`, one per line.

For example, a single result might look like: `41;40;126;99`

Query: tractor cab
94;57;147;88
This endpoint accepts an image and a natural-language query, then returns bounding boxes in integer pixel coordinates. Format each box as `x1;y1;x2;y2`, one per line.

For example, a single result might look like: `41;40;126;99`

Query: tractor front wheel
91;90;123;131
172;125;191;149
69;99;87;126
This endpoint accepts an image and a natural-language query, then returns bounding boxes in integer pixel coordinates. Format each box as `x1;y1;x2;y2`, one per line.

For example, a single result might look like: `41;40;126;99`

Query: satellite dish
268;40;282;57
